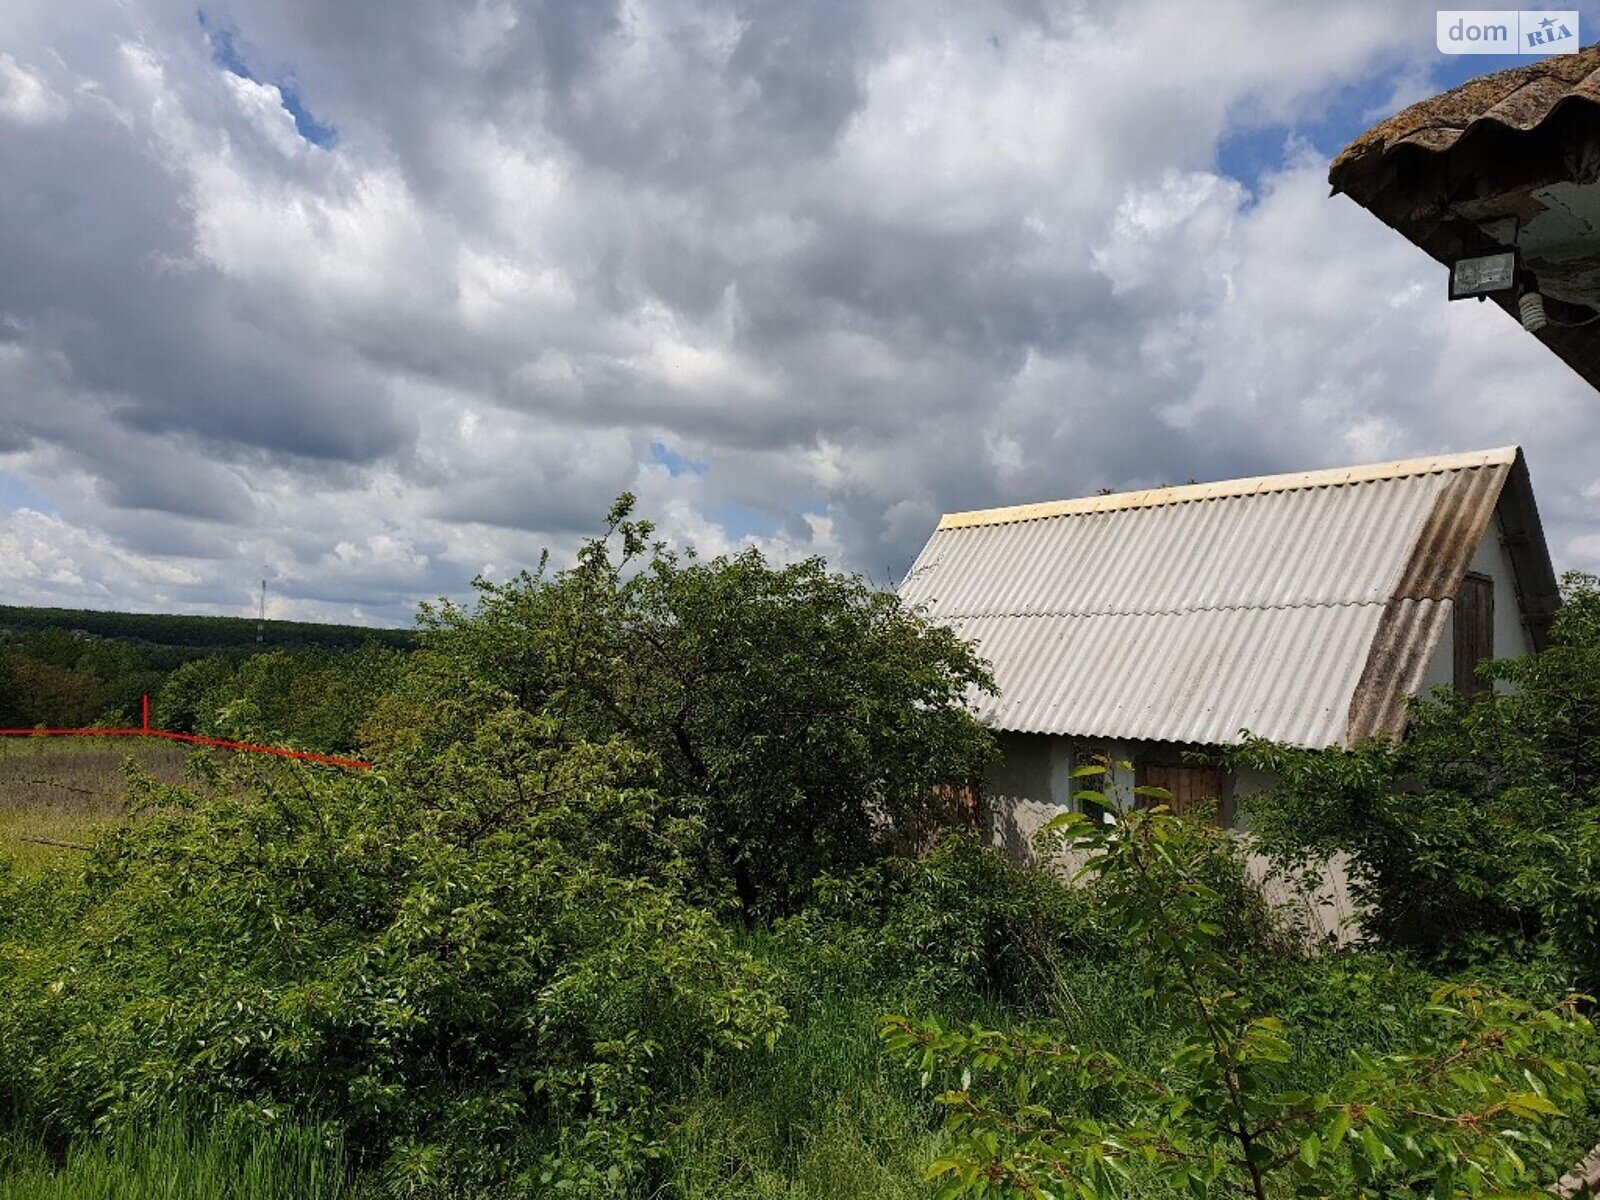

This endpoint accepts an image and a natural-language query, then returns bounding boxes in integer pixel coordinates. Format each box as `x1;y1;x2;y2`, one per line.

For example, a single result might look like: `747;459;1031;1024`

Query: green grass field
0;737;190;870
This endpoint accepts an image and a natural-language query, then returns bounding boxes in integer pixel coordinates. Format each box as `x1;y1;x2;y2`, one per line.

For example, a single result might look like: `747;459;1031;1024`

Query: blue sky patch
1217;50;1548;196
198;10;336;147
0;472;55;515
1217;69;1401;194
714;500;780;542
649;440;708;477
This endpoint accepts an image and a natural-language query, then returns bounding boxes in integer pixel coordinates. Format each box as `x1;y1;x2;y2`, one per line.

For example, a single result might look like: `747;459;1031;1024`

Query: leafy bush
774;831;1102;1009
1234;572;1600;980
0;715;784;1195
369;495;996;919
151;655;236;733
883;807;1594;1199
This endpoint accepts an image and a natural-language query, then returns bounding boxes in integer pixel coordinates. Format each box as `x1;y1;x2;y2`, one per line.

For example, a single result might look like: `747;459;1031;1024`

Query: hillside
0;604;414;652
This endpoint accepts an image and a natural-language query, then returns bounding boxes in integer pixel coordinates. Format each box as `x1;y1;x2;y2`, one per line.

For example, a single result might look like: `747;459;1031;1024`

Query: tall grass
0;999;944;1200
0;956;1550;1200
0;1118;352;1200
668;992;940;1199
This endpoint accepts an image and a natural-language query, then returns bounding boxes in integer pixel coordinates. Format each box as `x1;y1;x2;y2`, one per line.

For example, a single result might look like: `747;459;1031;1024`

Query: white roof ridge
924;597;1396;620
937;446;1518;531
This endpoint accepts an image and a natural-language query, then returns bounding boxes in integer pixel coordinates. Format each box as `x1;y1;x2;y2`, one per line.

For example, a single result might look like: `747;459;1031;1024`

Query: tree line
0;607;411;742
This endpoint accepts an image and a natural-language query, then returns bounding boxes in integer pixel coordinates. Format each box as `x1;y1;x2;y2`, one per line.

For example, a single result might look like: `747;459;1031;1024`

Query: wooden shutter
1453;573;1495;696
1138;764;1225;822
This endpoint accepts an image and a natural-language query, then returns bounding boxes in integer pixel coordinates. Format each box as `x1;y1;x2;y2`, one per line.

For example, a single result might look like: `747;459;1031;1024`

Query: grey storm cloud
0;0;1597;625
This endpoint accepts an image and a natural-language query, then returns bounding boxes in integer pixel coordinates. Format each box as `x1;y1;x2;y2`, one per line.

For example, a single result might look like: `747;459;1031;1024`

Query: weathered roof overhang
1332;46;1600;391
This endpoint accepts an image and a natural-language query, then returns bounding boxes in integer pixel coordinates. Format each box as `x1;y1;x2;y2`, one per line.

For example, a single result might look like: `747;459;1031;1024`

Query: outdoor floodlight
1449;250;1519;299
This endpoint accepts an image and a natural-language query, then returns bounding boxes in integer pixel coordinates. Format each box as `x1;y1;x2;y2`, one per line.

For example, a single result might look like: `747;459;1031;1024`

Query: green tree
370;495;996;918
153;655;236;732
158;646;404;753
0;654;106;727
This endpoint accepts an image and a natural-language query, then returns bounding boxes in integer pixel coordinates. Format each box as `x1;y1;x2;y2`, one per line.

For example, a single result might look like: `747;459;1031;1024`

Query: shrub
774;831;1102;1009
1233;572;1600;980
883;808;1594;1199
368;495;996;920
152;655;236;732
0;715;784;1195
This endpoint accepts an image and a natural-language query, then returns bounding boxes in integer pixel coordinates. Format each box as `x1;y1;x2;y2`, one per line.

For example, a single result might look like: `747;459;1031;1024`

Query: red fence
0;695;373;771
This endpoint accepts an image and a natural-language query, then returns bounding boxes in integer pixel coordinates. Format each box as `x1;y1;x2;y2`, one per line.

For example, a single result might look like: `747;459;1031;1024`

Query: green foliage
0;628;161;728
0;605;412;734
883;806;1593;1199
1081;759;1303;963
776;831;1102;1008
667;990;944;1200
372;494;996;919
0;717;784;1195
1233;572;1600;980
156;646;404;753
150;656;237;732
11;508;1600;1198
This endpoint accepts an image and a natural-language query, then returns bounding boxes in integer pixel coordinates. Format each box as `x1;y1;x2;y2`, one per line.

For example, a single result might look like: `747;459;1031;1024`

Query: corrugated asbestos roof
1331;44;1600;178
900;448;1552;750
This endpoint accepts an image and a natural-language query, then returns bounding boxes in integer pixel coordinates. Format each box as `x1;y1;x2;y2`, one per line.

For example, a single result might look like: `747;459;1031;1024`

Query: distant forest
0;604;413;652
0;604;413;739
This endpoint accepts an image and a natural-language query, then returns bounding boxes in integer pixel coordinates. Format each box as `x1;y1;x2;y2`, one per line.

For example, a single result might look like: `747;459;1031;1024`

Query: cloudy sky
2;1;1598;625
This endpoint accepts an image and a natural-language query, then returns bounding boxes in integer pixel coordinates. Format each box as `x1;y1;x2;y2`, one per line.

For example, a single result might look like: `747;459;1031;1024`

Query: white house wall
985;731;1137;860
983;732;1358;944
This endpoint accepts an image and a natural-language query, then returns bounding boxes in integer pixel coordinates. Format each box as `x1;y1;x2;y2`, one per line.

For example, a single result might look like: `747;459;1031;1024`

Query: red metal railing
0;695;373;771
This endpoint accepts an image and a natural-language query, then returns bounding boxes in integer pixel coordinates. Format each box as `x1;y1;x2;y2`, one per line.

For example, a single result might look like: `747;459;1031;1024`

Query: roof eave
936;447;1519;530
1500;447;1562;649
1331;46;1600;393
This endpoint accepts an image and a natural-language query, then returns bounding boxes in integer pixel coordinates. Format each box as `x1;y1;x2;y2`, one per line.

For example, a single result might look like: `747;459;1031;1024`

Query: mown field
0;738;191;871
